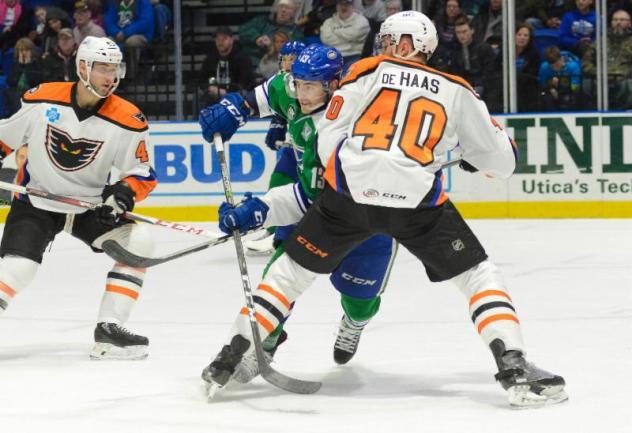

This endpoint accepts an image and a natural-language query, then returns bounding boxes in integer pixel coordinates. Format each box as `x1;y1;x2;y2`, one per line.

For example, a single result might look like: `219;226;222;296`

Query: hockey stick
100;227;262;268
211;133;321;396
0;180;220;238
100;157;465;267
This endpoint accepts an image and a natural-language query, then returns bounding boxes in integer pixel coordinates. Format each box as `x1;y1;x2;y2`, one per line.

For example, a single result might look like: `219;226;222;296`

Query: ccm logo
296;236;329;258
341;273;377;286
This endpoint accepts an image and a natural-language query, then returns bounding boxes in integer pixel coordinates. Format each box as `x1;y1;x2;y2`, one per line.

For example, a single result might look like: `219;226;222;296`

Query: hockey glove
459;160;479;173
96;181;136;228
218;192;269;235
199;93;250;143
264;115;287;150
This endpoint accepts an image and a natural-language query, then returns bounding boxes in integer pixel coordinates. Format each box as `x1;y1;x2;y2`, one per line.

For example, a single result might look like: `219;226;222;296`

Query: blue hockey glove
218;192;269;235
264;115;287;150
199;93;250;143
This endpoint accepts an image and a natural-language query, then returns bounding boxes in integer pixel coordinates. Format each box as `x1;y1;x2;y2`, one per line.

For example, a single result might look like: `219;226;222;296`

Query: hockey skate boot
233;330;288;383
245;231;275;256
490;339;568;408
333;316;367;365
90;322;149;360
202;334;251;398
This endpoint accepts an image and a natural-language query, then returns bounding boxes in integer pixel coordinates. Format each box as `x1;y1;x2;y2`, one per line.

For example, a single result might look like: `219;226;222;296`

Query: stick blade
102;239;212;267
260;363;321;394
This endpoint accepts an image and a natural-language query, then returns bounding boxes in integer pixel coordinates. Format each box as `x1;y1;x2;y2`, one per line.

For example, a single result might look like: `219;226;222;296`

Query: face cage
80;60;127;98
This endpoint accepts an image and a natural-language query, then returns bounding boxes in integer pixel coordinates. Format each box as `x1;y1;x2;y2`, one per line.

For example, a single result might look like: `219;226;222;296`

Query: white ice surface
0;219;630;433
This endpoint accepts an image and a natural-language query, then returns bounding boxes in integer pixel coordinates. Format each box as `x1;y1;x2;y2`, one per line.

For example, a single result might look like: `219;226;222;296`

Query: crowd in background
0;0;630;119
197;0;632;114
0;0;172;118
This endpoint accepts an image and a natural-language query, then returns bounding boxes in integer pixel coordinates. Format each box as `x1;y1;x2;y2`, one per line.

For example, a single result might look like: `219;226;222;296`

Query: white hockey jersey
317;55;517;209
0;82;157;213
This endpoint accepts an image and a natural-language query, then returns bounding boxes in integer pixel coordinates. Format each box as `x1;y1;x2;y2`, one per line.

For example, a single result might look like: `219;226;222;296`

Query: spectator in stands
0;0;33;53
320;0;369;69
257;30;289;79
559;0;595;57
296;0;335;44
361;0;401;57
239;0;303;65
28;6;47;44
433;0;462;50
515;23;541;112
517;0;574;29
353;0;386;22
41;6;72;57
583;9;632;109
4;37;41;115
41;27;78;82
471;0;502;45
539;45;582;111
73;0;105;44
450;14;502;112
197;26;255;108
384;0;402;17
103;0;155;79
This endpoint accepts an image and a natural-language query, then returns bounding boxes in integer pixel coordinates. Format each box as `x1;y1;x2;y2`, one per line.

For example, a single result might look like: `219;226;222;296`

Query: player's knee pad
330;234;395;299
0;256;39;306
93;223;154;257
450;259;506;298
263;252;317;302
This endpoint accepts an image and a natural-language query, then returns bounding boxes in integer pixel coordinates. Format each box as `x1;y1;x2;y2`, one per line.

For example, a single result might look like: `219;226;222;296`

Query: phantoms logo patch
46;124;104;171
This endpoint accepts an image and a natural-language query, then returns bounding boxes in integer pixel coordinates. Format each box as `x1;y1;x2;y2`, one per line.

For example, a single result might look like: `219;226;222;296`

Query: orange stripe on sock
258;284;291;310
477;314;520;333
106;284;139;300
0;282;16;298
469;289;512;306
239;307;274;333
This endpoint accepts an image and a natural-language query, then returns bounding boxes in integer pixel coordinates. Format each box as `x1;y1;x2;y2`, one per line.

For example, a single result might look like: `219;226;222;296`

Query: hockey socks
340;294;381;323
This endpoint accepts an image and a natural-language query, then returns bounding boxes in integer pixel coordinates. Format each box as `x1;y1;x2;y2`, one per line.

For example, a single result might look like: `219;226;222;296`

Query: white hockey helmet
75;36;126;98
378;10;438;60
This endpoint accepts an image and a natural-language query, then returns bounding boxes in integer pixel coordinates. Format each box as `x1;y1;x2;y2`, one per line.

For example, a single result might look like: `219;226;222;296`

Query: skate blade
245;248;274;257
90;342;149;360
205;381;224;401
508;385;569;409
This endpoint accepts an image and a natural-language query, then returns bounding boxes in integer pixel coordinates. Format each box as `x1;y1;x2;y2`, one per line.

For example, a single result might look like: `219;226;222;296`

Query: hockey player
201;13;567;408
245;40;305;256
0;37;157;360
198;43;397;385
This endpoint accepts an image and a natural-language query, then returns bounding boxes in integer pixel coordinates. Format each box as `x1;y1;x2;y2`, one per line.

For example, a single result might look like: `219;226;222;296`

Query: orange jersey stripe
22;82;73;104
323;149;338;191
477;314;520;334
123;176;157;202
0;140;13;158
469;289;512;307
258;284;291;310
340;55;477;95
106;284;139;300
0;282;16;298
239;307;274;333
98;95;148;131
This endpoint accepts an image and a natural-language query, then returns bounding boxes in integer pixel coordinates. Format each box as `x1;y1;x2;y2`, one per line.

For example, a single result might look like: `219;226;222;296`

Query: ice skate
90;322;149;360
490;339;568;408
333;316;366;365
233;330;287;383
202;335;251;399
245;231;275;256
